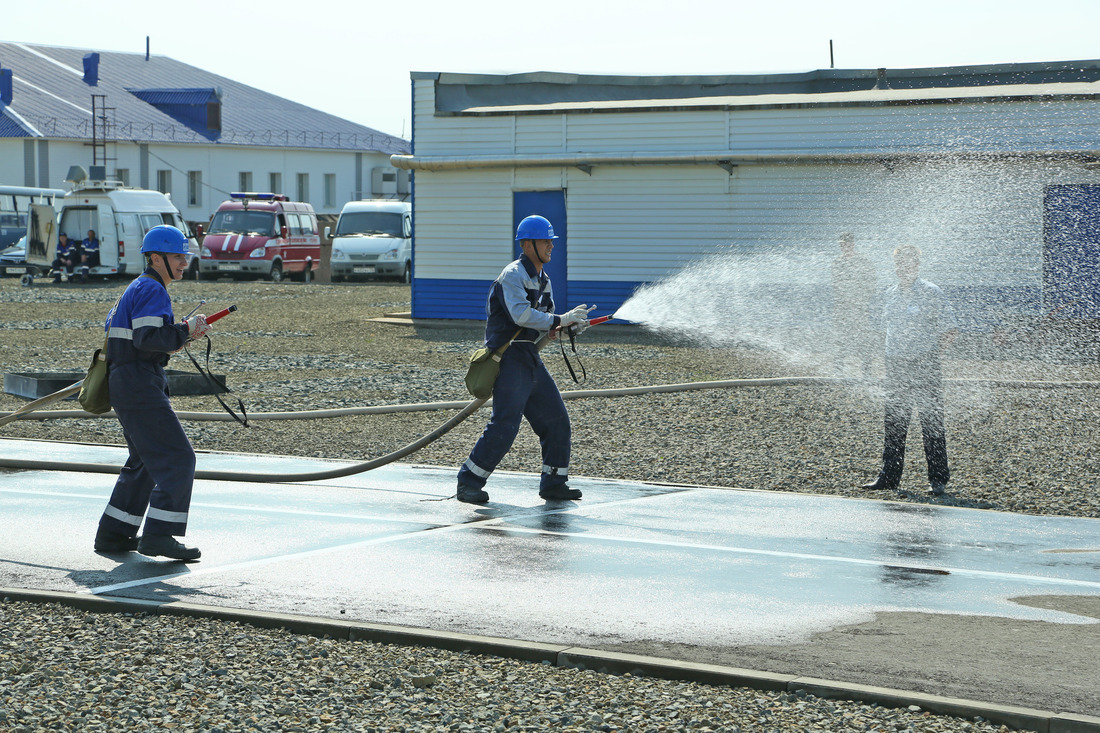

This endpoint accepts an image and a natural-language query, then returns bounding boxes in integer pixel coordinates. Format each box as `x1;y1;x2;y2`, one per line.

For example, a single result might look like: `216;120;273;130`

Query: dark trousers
98;367;196;537
51;257;75;276
81;251;100;273
458;343;571;491
879;352;949;488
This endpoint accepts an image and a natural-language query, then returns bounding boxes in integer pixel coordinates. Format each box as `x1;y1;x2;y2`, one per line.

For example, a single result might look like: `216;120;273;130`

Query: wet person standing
93;225;211;560
862;245;958;496
456;214;592;504
831;232;877;376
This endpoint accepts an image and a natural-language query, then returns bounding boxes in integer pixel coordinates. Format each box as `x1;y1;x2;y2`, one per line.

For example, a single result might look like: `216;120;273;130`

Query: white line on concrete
484;525;1100;591
17;478;1097;595
85;507;571;595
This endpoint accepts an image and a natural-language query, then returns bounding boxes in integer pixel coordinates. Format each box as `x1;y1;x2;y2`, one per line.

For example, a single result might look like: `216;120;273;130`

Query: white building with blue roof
0;41;409;224
395;61;1100;326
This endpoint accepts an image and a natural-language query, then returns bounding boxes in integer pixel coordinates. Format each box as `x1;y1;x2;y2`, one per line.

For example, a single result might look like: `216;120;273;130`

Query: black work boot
539;484;582;501
457;483;489;504
94;529;139;553
137;534;201;561
860;474;898;492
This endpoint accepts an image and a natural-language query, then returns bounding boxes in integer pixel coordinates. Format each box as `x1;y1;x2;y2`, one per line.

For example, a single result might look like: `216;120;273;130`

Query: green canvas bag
78;290;125;415
464;329;522;399
77;338;111;414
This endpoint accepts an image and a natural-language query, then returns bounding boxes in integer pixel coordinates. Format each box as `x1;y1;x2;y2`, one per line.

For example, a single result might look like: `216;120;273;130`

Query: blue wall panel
412;278;490;320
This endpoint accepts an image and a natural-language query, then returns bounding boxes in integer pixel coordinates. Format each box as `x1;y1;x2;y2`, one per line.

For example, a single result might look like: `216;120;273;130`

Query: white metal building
395;63;1100;323
1;42;409;226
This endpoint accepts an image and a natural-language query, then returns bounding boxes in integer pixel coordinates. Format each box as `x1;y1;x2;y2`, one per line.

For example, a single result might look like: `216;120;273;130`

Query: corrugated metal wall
410;77;1100;321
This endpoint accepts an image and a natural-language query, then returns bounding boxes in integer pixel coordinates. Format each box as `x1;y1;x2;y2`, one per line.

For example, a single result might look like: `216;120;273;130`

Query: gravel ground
1;275;1097;732
0;600;1016;733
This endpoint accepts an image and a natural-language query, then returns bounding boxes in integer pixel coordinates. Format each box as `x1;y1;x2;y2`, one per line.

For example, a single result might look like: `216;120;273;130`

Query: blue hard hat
141;225;189;254
515;215;558;242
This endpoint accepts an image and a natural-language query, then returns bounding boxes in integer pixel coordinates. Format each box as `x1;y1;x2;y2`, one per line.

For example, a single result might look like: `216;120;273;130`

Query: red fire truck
199;193;320;282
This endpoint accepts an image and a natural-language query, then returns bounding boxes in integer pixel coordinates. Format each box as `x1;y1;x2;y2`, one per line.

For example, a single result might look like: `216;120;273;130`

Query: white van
326;200;412;283
24;177;200;284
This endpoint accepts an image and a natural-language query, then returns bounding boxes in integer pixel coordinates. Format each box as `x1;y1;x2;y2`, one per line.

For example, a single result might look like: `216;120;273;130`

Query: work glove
559;304;596;334
184;314;211;340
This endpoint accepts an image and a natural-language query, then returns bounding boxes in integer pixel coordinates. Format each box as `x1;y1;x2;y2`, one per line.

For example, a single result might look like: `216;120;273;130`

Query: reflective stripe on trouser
457;344;571;491
97;402;196;537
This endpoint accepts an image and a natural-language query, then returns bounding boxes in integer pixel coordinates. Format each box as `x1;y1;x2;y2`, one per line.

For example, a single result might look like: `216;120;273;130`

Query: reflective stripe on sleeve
132;315;165;329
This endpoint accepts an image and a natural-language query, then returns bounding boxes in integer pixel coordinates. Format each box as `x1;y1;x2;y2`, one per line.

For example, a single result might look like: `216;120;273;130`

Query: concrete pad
1;437;1099;722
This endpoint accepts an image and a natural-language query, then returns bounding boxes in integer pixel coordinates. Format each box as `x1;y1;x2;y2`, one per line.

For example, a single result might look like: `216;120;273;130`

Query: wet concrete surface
1;437;1098;716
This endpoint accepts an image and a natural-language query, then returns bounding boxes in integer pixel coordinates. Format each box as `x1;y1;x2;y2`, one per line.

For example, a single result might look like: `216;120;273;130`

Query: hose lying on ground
1;376;1097;483
4;376;1096;425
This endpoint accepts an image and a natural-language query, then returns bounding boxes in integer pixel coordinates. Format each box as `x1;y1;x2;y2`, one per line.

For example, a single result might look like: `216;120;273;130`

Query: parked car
199;193;320;282
0;236;35;277
327;200;412;282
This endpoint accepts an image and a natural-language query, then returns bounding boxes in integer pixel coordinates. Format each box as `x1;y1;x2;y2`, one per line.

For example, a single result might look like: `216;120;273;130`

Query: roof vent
0;68;12;105
83;53;100;86
127;87;222;134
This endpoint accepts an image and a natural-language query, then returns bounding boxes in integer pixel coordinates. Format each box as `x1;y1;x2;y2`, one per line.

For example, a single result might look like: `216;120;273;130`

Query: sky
5;0;1100;139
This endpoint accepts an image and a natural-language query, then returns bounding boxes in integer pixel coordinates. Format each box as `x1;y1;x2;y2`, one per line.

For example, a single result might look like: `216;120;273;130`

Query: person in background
79;229;101;283
456;214;592;504
862;244;958;497
51;232;80;283
93;225;211;561
830;232;877;376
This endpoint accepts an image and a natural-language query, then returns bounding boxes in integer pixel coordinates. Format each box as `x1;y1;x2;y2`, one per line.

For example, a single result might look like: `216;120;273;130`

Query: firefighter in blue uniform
456;215;592;504
79;229;101;283
51;232;80;283
93;225;211;560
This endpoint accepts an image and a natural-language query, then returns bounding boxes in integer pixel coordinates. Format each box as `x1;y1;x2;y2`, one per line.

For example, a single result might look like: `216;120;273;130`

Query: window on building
296;173;309;203
206;101;222;132
269;172;282;195
115;169;130;186
239;172;253;192
324;173;336;209
156;170;172;196
188;171;202;207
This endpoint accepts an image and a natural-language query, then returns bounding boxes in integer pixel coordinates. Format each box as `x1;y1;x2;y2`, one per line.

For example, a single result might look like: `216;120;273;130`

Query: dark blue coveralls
457;254;571;493
52;238;80;278
96;269;196;539
80;235;101;274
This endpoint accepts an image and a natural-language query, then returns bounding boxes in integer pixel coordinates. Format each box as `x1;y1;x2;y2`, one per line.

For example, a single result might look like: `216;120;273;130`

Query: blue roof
0;42;408;153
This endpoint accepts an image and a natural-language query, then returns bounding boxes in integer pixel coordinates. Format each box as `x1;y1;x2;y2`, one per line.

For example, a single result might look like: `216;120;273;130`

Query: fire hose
9;311;1092;484
0;313;613;483
0;306;237;430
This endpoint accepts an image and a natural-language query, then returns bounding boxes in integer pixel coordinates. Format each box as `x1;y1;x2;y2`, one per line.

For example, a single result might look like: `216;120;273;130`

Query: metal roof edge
431;59;1100;89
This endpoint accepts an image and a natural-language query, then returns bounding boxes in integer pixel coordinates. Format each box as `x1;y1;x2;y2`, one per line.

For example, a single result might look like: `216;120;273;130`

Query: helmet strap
524;239;549;265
